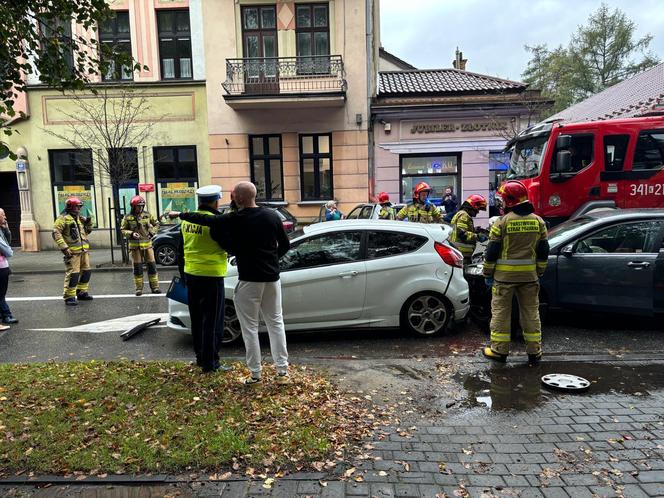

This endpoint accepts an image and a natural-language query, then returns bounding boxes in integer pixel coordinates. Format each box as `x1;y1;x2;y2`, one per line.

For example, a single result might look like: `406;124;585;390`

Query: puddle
460;362;664;411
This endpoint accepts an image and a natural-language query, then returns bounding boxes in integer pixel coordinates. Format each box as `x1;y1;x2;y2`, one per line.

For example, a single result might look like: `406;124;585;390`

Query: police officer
450;194;488;265
52;197;94;306
178;185;230;373
482;181;549;365
121;195;161;296
377;192;395;220
396;182;443;223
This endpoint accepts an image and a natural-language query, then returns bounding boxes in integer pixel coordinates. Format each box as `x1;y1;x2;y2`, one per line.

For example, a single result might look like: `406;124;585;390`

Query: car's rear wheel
222;299;243;346
401;292;451;336
155;244;177;266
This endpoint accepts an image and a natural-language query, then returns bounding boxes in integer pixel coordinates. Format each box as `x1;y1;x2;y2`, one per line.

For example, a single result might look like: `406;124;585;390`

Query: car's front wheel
155;244;177;266
222;300;243;346
400;292;451;336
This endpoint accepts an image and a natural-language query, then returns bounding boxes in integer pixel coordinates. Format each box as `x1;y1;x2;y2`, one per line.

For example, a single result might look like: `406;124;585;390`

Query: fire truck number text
630;184;664;196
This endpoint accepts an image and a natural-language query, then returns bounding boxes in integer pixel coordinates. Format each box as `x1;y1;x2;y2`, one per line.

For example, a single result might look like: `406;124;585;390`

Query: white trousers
234;280;289;378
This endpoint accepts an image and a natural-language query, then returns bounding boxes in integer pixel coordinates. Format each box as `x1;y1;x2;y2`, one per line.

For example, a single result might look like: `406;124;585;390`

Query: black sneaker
76;293;93;301
2;316;18;325
65;298;78;306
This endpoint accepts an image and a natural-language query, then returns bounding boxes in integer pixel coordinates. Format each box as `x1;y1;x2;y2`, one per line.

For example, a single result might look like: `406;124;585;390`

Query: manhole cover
541;373;590;393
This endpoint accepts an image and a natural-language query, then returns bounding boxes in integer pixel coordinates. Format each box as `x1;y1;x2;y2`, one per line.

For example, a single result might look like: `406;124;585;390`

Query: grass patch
0;361;375;475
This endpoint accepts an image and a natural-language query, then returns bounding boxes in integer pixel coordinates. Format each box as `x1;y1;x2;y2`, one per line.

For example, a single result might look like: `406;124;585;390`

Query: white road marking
28;313;169;333
6;294;165;302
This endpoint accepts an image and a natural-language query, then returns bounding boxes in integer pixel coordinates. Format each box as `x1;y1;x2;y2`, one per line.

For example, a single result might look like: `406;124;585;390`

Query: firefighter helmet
465;194;487;211
497;181;529;208
130;195;146;208
65;197;83;210
378;192;390;204
413;182;432;197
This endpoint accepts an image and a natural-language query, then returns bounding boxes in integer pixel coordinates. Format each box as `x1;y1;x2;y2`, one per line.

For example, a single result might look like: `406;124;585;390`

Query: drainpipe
365;0;375;201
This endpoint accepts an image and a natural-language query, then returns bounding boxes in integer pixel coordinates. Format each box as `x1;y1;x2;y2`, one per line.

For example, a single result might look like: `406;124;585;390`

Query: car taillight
282;221;294;232
434;242;463;268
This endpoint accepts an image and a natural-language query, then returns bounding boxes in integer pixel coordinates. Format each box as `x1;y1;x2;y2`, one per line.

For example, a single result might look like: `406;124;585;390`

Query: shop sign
53;185;97;227
410;121;509;134
159;181;198;215
139;183;155;192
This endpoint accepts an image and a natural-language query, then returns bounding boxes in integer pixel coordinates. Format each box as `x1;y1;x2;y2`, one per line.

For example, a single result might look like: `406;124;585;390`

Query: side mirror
554;150;571;174
556;135;571;150
561;244;574;257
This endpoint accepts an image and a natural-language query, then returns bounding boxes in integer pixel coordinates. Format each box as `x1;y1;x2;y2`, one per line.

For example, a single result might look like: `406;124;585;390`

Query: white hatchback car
167;220;470;345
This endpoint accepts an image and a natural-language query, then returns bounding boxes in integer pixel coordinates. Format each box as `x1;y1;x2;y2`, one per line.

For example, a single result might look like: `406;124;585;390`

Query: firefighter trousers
489;281;541;355
131;248;160;292
63;251;92;299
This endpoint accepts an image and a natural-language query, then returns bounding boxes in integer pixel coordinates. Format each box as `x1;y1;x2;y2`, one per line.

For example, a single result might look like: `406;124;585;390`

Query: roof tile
378;69;526;96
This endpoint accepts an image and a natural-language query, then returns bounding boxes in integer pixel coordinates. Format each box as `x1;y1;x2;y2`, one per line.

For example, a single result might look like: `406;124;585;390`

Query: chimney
452;47;467;71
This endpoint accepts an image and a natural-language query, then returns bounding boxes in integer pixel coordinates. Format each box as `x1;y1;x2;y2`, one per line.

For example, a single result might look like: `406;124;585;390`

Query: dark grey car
541;209;664;317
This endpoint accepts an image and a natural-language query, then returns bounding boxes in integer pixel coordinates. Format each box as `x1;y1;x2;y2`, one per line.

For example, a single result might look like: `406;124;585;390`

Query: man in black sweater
171;181;291;385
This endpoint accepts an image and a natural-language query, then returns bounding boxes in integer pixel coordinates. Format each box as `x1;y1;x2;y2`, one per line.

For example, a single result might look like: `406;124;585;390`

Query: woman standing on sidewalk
0;209;17;330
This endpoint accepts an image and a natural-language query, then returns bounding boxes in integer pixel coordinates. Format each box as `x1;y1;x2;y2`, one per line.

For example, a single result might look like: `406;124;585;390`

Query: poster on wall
53;185;98;227
158;181;198;223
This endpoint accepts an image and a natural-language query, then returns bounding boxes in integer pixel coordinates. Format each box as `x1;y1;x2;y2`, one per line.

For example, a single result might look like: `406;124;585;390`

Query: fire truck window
555;134;593;173
633;131;664;170
603;135;629;172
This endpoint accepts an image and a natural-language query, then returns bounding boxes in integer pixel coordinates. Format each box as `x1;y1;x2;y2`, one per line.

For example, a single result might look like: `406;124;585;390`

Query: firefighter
482;180;549;366
396;182;443;223
121;195;161;296
52;197;94;306
449;194;488;265
377;192;395;220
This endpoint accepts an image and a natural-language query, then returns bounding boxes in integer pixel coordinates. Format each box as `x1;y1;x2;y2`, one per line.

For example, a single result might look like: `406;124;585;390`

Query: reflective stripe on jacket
449;209;477;258
395;202;442;224
378;206;395;220
121;212;160;249
52;214;92;252
181;211;227;277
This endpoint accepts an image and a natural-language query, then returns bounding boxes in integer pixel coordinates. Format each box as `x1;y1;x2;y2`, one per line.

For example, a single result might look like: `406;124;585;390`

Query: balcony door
241;5;278;94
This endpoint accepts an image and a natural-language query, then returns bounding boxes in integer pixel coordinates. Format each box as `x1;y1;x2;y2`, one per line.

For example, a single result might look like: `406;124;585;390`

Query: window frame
399;152;461;205
249;134;284;202
40;17;75;74
299;133;333;201
553;132;595;175
157;9;193;80
574;220;662;255
152;145;198;182
280;229;365;272
241;5;278;58
603;134;630;173
366;230;428;260
295;3;330;56
99;10;133;81
632;129;664;171
49;149;94;186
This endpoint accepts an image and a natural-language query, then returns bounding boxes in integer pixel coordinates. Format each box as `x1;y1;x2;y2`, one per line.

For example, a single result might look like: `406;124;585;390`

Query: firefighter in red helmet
377;192;395;220
482;180;549;366
395;182;443;223
449;194;488;265
52;197;94;306
121;195;161;296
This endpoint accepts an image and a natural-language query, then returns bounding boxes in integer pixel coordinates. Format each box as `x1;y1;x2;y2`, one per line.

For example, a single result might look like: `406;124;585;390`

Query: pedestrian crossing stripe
6;294;165;302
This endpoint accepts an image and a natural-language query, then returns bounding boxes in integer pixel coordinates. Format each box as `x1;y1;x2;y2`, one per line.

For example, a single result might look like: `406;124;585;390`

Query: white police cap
196;185;222;200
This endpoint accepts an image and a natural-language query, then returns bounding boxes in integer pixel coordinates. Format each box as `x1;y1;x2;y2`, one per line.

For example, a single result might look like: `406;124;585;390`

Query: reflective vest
121;211;159;249
181;211;227;277
484;211;547;283
52;214;92;253
396;202;443;223
449;209;477;260
378;205;395;220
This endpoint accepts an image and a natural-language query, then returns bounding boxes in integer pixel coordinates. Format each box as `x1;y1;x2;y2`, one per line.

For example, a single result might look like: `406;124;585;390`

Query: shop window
250;135;283;201
99;11;132;81
157;10;192;80
400;154;459;205
153;146;198;216
554;134;594;173
296;3;330;73
633;130;664;171
49;149;97;224
300;133;333;201
604;135;630;172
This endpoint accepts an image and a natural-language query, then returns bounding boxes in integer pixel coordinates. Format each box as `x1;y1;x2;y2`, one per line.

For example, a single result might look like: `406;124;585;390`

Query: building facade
0;0;211;250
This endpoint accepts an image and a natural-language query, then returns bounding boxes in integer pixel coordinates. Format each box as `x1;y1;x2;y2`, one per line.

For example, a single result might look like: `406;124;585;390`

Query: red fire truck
504;115;664;225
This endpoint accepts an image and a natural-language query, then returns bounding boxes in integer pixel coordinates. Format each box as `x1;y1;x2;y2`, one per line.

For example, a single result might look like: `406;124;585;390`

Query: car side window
279;231;362;271
346;207;362;219
603;135;630;172
633;130;664;170
367;231;427;259
359;206;374;219
555;134;594;173
576;221;661;254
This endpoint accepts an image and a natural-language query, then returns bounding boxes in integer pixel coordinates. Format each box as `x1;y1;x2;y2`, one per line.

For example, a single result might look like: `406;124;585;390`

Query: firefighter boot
482;347;507;363
133;263;144;296
528;352;542;366
147;261;161;294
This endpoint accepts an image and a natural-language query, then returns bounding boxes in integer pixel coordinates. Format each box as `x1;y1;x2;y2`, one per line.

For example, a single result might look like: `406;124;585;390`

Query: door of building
0;172;21;246
241;5;278;95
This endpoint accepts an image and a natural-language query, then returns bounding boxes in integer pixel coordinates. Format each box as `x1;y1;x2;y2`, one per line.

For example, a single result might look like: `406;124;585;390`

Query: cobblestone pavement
3;359;664;497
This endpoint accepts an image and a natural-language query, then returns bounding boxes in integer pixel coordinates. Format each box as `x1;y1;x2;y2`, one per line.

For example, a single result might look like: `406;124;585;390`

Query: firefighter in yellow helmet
482;181;549;366
377;192;395;220
449;194;488;265
52;197;94;306
396;182;443;223
121;195;161;296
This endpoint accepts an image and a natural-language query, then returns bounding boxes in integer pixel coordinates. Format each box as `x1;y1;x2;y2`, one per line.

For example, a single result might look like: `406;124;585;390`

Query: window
576;221;662;254
99;11;132;81
280;231;362;271
346;205;374;219
108;148;139;212
554;134;594;173
300;133;333;200
400;154;459;204
367;231;427;259
49;149;93;184
250;135;283;201
633;130;664;171
41;18;74;74
604;135;630;172
296;3;330;73
153;146;198;180
157;10;192;80
241;5;277;82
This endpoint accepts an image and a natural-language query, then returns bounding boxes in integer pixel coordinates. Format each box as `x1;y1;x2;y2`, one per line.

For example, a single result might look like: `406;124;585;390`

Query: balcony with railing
222;55;347;109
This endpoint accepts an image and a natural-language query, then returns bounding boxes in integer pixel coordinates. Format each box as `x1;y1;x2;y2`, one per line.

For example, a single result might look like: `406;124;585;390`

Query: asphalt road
0;270;661;364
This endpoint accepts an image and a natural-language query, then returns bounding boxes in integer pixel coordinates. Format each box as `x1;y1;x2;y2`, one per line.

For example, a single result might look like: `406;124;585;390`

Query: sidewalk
2;356;664;497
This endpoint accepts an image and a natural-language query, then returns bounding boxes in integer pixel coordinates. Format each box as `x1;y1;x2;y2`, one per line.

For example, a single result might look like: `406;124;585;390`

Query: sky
379;0;664;81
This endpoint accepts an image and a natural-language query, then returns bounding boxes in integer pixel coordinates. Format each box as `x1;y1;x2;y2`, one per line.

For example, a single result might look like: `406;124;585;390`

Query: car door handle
338;270;359;278
627;261;650;268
